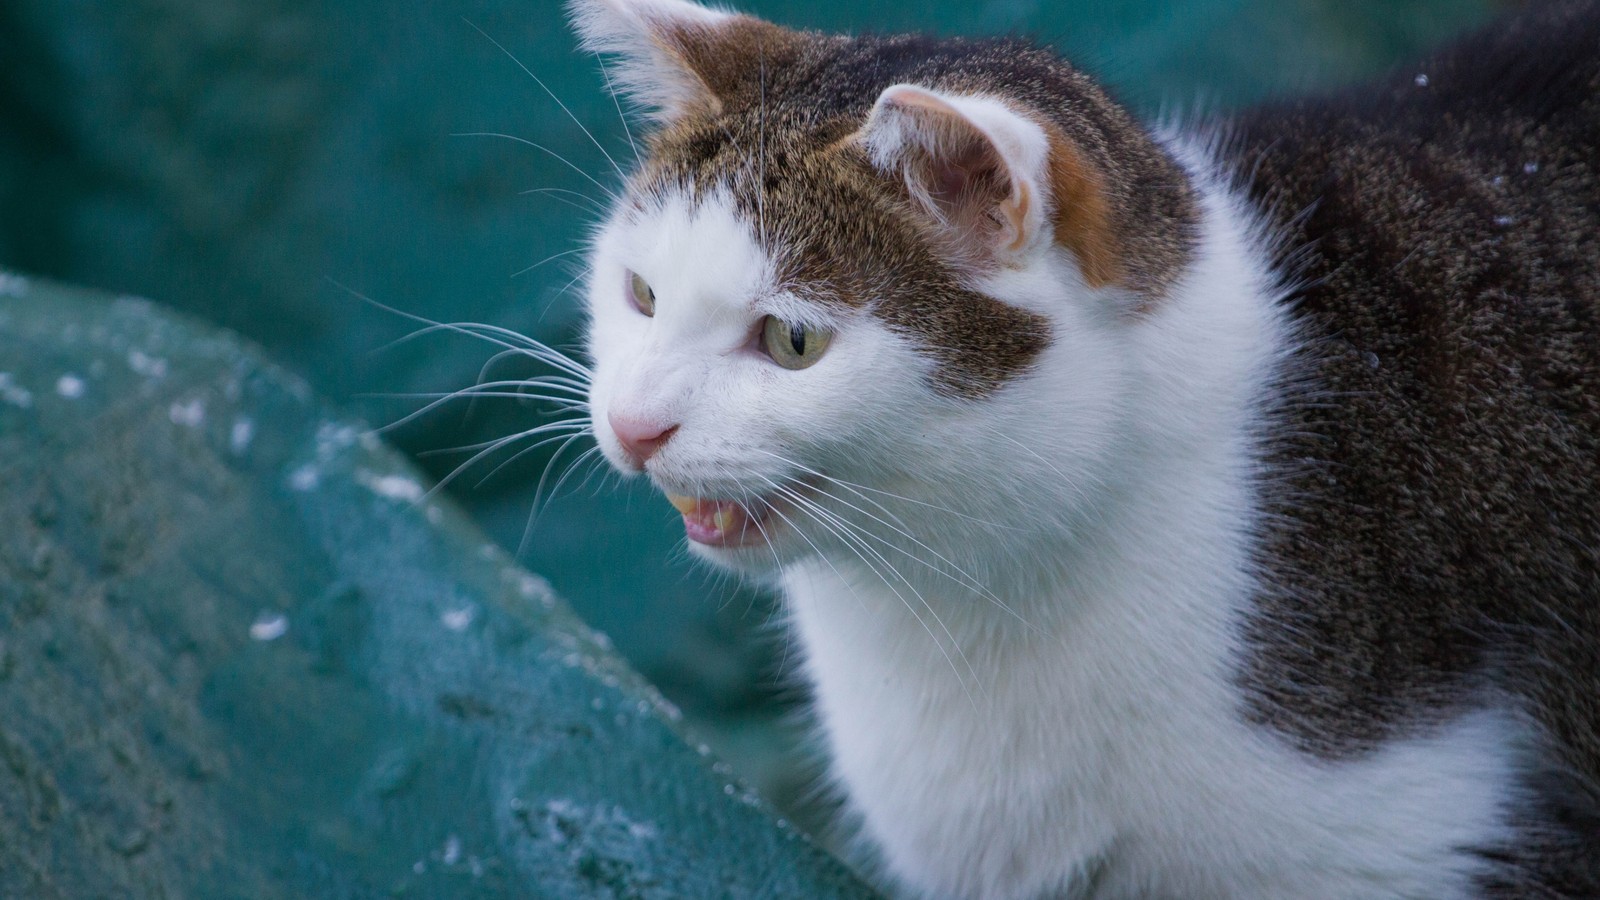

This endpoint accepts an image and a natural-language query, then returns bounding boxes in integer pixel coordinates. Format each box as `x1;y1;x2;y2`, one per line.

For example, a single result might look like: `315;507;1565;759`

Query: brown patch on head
622;25;1200;395
656;16;808;118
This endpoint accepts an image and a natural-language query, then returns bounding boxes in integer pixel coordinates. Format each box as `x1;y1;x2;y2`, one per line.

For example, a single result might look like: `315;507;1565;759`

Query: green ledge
0;272;875;898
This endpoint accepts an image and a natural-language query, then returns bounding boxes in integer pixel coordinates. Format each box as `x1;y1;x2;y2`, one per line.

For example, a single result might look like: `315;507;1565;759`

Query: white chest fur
780;170;1521;899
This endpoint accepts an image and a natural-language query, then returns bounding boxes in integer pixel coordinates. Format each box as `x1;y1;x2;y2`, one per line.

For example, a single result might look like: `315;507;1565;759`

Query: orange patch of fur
1045;127;1123;290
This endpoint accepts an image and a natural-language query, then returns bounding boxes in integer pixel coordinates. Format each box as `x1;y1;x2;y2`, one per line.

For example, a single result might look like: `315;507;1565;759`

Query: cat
560;0;1600;895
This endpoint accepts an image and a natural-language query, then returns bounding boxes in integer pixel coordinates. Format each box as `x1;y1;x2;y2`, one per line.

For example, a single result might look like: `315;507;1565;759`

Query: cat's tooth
712;505;739;533
666;494;698;515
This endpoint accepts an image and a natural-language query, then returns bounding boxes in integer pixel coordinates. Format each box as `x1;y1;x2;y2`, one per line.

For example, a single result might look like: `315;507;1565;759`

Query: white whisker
760;480;984;707
464;19;627;184
452;131;620;204
593;53;640;166
513;246;590;279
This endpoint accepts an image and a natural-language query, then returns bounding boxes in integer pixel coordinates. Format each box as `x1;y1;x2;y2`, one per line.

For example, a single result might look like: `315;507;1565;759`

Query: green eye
762;315;833;369
628;271;655;316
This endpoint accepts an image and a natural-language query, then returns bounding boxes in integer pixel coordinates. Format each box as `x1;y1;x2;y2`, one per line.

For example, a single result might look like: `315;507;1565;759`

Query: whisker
739;447;1036;631
791;480;1036;633
464;19;627;184
760;479;984;706
368;382;588;434
593;53;640;166
452;131;620;204
470;350;593;394
757;49;768;246
419;419;591;458
374;378;590;401
475;425;596;489
513;246;590;279
746;446;1022;532
333;281;593;381
519;430;602;555
521;186;607;214
420;421;591;500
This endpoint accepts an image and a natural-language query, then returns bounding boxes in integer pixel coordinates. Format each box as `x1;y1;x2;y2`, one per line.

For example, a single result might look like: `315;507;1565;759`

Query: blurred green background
0;0;1501;834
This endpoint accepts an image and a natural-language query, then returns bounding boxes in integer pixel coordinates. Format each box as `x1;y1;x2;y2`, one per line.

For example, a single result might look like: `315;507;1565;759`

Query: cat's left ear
853;84;1122;286
568;0;794;124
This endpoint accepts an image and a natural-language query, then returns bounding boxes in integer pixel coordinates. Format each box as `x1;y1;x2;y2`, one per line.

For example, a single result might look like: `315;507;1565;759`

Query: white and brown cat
563;0;1600;895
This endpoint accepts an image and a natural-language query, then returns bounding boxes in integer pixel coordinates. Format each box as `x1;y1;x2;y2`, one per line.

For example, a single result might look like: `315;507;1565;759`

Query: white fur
583;134;1525;896
568;0;736;122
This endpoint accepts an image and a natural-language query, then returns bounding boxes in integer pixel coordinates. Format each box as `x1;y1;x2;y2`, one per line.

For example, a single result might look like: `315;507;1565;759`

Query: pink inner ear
912;131;1014;256
929;142;1004;208
931;161;973;204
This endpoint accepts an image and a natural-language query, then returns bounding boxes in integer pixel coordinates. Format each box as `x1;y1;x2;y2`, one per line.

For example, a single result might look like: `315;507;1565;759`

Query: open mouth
664;494;775;548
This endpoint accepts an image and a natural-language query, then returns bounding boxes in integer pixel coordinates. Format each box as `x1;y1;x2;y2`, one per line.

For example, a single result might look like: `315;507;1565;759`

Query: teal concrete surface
0;275;875;897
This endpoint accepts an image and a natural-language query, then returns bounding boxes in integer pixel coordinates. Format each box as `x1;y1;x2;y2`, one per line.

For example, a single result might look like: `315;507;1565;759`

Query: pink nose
609;413;678;468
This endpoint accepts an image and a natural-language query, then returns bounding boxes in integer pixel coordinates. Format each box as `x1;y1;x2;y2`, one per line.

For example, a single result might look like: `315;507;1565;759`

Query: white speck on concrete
288;465;320;491
314;421;361;454
440;605;475;632
1494;214;1515;227
127;349;168;379
230;418;255;454
412;860;425;875
168;398;205;427
425;505;443;524
1413;73;1429;87
0;373;33;408
250;612;289;641
355;469;424;502
55;374;85;399
441;834;462;866
517;573;551;599
1524;161;1540;174
0;273;29;298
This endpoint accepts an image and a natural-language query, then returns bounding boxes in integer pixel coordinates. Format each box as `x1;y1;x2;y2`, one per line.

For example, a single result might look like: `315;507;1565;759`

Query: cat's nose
609;413;678;468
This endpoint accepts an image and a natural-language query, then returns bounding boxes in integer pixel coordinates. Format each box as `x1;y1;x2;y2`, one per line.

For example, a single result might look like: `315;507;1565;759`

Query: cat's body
567;0;1600;896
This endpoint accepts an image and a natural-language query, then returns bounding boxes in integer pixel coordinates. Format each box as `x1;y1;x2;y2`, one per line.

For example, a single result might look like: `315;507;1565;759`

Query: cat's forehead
634;118;905;300
615;188;792;323
621;127;1052;397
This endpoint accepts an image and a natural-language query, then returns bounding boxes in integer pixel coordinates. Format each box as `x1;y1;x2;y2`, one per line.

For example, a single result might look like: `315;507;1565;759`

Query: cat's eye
627;271;655;317
761;316;833;370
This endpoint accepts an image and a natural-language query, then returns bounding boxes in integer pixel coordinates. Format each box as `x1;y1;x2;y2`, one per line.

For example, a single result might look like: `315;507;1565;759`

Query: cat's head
571;0;1199;573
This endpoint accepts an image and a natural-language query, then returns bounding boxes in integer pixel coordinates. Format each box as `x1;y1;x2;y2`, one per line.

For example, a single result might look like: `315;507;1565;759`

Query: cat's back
1224;2;1600;893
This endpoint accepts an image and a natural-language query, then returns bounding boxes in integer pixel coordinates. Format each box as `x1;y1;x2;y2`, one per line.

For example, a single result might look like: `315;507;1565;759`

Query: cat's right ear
852;84;1123;286
567;0;783;124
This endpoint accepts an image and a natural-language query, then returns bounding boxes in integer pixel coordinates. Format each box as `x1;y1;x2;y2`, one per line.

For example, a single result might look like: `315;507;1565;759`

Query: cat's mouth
664;494;774;548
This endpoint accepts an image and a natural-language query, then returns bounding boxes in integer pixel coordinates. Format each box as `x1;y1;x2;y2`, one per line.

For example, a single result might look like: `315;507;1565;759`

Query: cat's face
587;187;938;569
573;0;1195;573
